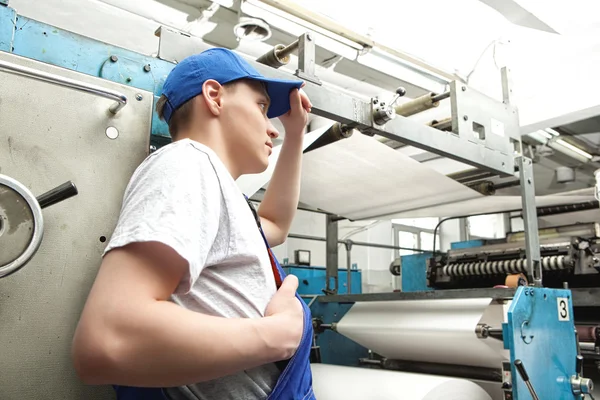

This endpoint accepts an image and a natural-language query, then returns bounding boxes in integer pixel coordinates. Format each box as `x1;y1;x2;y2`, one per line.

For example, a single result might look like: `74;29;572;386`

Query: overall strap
244;195;283;288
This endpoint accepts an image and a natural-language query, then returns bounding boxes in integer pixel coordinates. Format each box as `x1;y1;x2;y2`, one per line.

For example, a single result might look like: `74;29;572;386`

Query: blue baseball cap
161;47;304;123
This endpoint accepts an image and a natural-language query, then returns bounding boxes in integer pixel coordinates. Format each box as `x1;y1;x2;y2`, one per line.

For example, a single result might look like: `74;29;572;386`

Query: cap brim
253;77;304;119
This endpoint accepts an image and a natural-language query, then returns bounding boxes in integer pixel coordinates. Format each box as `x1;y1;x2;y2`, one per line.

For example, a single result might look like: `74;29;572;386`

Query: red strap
267;248;283;289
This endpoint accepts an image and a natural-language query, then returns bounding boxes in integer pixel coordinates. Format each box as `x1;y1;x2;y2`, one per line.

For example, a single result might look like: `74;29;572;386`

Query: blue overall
113;196;316;400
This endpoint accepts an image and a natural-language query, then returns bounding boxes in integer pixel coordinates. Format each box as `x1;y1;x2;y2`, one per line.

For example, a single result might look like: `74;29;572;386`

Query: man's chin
244;160;269;175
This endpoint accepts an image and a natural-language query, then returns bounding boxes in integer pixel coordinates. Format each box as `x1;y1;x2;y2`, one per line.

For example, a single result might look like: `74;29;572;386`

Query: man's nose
267;120;280;139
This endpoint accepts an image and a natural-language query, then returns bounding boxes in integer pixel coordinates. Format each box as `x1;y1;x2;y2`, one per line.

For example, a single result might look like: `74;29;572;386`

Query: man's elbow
71;327;122;385
268;229;288;248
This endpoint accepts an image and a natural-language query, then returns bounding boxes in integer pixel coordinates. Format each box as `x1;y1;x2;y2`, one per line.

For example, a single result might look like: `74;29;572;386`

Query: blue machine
310;285;595;400
283;264;362;298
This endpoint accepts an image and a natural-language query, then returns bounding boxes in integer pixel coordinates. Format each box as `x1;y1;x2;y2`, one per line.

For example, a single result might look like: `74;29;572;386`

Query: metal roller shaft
442;255;573;277
394;92;440;117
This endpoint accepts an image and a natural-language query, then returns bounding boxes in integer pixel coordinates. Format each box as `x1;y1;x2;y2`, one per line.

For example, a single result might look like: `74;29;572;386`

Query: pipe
287;233;427;252
359;358;503;382
395;92;441;117
524;201;599;217
304;123;353;153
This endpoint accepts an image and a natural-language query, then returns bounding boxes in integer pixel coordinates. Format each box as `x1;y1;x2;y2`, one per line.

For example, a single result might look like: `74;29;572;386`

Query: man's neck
175;131;242;180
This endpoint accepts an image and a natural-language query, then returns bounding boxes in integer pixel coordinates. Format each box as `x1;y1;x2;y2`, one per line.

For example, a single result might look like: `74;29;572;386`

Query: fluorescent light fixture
545;128;561;136
537;130;553;140
556;139;593;160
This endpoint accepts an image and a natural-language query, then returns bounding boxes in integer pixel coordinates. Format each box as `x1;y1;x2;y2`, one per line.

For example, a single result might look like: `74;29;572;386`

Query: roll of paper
311;364;493;400
335;298;508;368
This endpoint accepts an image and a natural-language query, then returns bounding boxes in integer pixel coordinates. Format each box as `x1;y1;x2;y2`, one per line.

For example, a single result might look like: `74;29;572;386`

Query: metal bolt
149;145;157;153
126;77;132;83
463;115;468;121
135;94;143;101
105;126;119;140
462;86;467;91
143;64;151;72
110;55;118;63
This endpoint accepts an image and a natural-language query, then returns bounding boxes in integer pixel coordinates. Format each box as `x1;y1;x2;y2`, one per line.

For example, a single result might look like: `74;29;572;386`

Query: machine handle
37;181;78;209
577;355;584;377
0;59;127;114
514;359;539;400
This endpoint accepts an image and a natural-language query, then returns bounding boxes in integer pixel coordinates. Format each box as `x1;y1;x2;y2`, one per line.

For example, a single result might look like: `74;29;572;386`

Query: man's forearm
258;133;304;242
72;300;293;387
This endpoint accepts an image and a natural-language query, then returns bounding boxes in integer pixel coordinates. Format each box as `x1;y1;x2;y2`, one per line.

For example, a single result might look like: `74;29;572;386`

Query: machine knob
37;181;78;209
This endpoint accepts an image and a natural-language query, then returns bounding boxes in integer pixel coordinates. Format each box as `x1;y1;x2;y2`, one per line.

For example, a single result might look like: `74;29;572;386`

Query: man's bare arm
259;89;311;247
71;241;303;387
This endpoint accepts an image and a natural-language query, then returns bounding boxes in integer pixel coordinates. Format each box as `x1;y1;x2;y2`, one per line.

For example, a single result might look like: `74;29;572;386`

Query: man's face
220;80;279;175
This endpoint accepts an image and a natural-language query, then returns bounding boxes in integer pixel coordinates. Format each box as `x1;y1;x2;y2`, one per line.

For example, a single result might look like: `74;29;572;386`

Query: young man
71;47;315;399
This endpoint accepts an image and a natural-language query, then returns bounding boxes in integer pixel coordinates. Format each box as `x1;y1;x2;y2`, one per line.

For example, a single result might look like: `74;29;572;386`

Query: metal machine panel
400;252;434;292
0;51;152;399
451;239;486;249
505;287;578;399
5;9;173;141
0;5;15;51
284;265;362;295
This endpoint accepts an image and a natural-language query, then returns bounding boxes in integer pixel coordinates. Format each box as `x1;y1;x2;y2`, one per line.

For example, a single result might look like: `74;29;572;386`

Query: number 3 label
557;297;570;321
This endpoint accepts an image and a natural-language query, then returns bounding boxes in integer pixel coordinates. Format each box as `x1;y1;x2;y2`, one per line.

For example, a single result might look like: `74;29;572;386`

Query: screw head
110;55;118;63
143;64;151;72
135;94;143;101
462;86;467;91
463;115;468;121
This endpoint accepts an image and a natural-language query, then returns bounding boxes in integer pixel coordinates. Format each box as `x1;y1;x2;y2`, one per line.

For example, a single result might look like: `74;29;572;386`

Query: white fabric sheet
311;364;493;400
335;298;508;369
298;133;595;220
236;123;333;198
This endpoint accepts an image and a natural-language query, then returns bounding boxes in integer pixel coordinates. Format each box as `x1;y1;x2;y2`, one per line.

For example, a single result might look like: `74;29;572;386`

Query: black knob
37;181;78;209
577;355;584;376
515;359;529;381
396;87;407;97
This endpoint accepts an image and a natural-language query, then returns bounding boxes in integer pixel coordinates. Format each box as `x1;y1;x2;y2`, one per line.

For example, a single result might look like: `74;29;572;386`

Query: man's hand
278;87;312;137
263;275;304;358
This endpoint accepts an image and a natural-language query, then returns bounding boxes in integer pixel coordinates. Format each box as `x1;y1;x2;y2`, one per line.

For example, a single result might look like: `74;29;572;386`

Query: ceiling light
234;17;272;41
555;139;593;160
537;130;553;140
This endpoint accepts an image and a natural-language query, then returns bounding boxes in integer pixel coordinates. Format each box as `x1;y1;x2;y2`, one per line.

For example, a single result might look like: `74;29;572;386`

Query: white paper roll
311;364;493;400
335;298;508;368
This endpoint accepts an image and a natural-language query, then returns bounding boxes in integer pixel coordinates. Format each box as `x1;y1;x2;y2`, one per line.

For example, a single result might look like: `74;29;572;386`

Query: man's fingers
279;274;299;295
289;89;302;112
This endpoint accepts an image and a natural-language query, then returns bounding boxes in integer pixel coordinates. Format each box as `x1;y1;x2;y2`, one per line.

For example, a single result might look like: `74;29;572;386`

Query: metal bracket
294;33;322;86
517;156;542;286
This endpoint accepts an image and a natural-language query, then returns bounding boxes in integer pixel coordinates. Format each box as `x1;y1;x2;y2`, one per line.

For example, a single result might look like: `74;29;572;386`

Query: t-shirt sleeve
103;144;222;294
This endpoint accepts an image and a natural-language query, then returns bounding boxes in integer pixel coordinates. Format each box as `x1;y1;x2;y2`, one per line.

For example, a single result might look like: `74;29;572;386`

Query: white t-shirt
103;138;280;399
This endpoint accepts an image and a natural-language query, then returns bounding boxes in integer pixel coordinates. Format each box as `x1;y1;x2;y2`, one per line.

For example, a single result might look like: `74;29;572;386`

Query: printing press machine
306;223;600;399
0;2;598;399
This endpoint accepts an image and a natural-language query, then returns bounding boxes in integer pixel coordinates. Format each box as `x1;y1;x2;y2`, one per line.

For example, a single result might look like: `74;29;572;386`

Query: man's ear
201;80;223;116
